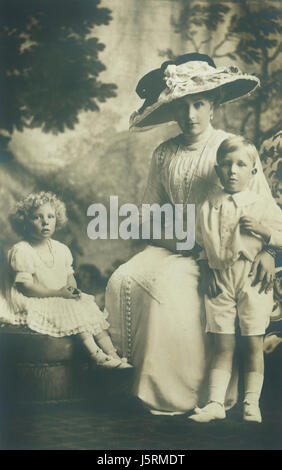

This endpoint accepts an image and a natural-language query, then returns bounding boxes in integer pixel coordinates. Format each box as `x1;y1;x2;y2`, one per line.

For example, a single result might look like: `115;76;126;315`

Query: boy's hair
9;191;67;238
216;136;258;166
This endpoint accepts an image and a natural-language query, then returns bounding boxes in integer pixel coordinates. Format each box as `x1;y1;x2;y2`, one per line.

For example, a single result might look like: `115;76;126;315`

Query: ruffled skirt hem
9;289;109;338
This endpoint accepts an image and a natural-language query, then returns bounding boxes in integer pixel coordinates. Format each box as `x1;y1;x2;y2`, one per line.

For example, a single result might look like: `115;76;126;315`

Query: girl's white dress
105;125;274;414
8;239;109;337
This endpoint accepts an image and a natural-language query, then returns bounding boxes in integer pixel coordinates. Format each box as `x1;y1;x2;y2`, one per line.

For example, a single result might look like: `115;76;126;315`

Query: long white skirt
105;245;238;414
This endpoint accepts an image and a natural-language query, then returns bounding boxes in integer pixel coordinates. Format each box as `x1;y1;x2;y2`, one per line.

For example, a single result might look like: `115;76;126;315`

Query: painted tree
0;0;117;151
160;0;281;146
0;0;118;267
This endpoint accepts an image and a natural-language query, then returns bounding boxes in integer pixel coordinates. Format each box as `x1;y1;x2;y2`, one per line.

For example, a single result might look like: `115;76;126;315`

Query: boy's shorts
205;259;273;336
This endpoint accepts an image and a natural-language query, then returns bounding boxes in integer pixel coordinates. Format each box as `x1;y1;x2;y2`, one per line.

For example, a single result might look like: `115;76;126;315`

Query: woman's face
172;94;213;138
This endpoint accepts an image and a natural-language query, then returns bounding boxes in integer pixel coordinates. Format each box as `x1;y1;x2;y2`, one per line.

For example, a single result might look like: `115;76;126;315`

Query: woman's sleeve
8;244;35;284
142;144;168;206
264;201;282;249
195;204;208;261
138;144;171;235
64;245;75;275
250;153;273;199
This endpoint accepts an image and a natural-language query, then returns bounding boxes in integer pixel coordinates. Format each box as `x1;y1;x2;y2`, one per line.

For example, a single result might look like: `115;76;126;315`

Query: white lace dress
8;239;109;337
105;125;274;414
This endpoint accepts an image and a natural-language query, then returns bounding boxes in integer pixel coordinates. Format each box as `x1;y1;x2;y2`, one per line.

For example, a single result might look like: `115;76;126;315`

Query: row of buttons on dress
125;279;132;359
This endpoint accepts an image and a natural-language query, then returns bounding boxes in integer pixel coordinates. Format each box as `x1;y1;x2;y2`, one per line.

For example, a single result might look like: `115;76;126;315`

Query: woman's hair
171;88;221;114
216;136;258;166
9;191;68;238
198;88;222;108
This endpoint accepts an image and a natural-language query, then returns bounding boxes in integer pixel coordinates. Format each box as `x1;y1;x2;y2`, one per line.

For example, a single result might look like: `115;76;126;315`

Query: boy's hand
240;216;262;234
239;216;271;242
199;261;222;298
205;270;222;298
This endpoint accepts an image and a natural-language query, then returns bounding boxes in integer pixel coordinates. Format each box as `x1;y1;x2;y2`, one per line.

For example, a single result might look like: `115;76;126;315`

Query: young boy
190;135;282;423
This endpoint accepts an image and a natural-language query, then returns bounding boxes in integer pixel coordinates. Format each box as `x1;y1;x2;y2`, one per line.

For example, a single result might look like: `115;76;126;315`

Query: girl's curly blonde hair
9;191;68;238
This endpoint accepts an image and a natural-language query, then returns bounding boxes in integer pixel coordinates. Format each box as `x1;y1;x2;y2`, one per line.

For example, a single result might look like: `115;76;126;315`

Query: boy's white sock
208;368;231;404
244;371;264;405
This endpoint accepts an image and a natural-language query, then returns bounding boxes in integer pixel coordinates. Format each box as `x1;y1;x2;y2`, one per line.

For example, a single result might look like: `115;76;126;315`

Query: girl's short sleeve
64;245;74;275
8;243;35;284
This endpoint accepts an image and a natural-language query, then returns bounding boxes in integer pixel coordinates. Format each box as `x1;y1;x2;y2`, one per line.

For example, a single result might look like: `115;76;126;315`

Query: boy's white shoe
188;401;226;423
243;402;262;423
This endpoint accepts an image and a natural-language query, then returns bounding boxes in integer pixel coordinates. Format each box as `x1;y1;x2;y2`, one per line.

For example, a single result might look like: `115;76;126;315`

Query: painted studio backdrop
0;0;281;307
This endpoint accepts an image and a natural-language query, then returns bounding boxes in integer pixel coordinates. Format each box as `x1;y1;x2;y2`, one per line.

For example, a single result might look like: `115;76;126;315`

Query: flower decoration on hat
130;53;260;131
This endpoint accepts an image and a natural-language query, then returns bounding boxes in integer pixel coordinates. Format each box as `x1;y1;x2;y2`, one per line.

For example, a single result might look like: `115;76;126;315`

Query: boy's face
215;149;256;194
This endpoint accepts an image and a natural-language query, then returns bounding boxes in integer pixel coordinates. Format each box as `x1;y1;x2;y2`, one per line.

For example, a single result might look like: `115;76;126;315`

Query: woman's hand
249;250;275;294
59;285;81;299
198;260;222;298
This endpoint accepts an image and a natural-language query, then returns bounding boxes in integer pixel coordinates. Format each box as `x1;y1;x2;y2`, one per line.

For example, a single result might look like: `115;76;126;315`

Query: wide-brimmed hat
130;53;260;131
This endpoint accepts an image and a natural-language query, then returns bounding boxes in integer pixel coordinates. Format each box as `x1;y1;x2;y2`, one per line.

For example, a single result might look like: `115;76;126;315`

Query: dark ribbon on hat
136;53;216;112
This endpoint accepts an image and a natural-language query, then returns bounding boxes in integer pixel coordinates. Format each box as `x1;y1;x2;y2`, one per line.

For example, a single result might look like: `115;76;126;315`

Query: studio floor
1;367;282;451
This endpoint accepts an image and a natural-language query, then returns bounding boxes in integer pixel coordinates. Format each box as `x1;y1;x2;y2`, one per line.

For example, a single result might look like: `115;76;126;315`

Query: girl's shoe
116;360;133;369
243;402;262;423
120;356;134;368
108;355;133;368
107;349;134;369
92;349;122;369
188;401;226;423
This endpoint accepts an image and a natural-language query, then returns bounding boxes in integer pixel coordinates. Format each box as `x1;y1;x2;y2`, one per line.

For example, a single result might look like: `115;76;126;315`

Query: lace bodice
142;126;272;208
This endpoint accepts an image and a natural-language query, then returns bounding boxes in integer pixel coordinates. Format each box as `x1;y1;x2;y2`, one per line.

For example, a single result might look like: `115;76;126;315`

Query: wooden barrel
0;324;91;406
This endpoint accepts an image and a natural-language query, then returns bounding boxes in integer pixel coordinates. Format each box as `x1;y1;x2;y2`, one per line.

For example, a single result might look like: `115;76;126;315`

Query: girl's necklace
32;239;55;268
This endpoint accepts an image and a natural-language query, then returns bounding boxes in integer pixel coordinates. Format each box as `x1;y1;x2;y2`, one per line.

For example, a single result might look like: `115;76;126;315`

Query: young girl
7;191;132;369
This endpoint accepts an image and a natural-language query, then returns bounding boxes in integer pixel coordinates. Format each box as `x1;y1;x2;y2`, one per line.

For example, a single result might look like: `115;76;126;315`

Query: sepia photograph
0;0;281;452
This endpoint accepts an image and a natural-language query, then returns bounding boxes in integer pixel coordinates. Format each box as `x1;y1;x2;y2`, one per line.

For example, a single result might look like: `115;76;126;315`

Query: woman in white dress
105;53;276;414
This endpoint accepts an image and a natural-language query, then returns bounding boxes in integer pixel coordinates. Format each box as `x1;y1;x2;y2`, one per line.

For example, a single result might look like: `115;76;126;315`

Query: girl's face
172;94;213;138
28;203;56;241
215;149;256;194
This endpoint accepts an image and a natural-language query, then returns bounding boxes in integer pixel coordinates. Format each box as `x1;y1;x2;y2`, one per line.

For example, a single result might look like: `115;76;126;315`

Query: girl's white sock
79;332;101;357
96;331;118;357
244;371;264;405
208;368;231;405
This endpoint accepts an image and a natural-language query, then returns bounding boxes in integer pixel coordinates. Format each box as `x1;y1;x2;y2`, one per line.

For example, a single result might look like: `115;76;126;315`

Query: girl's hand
59;286;81;299
249;250;275;294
